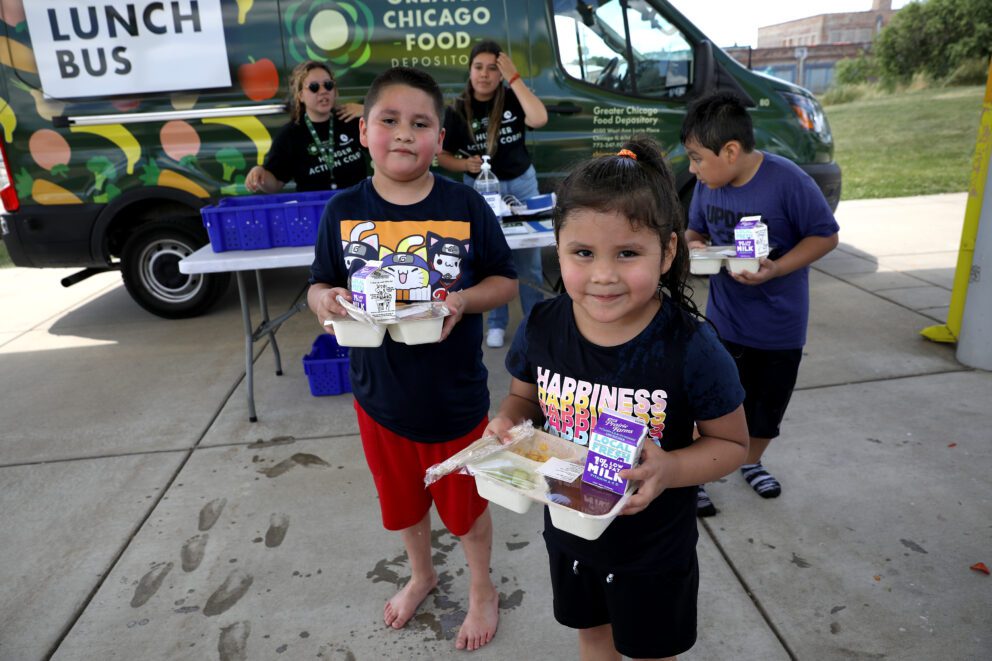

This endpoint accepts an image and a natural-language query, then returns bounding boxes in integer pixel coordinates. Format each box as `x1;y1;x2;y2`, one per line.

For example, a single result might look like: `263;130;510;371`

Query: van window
552;0;692;99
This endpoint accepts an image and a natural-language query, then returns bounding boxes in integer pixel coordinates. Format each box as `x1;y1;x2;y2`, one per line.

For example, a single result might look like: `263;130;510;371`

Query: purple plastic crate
302;334;351;396
201;190;336;252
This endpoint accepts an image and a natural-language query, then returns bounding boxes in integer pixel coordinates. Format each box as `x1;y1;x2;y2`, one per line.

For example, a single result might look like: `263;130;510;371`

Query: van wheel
121;220;230;319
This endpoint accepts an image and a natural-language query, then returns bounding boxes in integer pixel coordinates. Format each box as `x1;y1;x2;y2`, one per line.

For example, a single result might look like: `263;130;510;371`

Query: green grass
826;85;986;199
0;240;10;268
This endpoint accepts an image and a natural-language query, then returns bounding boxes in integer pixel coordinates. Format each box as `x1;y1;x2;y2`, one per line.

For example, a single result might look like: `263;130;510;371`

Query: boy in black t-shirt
308;67;518;652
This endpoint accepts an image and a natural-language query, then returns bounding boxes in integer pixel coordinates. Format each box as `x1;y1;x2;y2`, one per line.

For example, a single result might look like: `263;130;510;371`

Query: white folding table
179;221;556;422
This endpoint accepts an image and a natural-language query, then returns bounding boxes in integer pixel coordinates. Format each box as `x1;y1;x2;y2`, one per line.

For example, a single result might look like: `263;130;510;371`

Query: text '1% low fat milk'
581;410;648;495
734;215;769;258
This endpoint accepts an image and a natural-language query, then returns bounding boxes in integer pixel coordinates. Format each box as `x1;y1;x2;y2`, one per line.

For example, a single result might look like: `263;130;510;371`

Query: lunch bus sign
23;0;231;99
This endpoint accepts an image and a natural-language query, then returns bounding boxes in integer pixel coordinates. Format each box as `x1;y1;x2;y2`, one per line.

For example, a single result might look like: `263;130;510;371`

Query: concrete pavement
0;192;988;660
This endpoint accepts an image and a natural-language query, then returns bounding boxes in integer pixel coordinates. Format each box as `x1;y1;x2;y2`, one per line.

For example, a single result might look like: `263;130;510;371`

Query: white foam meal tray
467;429;634;541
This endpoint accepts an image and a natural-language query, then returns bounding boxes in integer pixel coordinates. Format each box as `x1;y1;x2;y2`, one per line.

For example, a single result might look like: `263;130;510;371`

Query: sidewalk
0;193;988;660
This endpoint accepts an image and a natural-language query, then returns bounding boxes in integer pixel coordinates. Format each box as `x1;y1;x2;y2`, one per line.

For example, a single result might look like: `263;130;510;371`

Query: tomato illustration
238;57;279;101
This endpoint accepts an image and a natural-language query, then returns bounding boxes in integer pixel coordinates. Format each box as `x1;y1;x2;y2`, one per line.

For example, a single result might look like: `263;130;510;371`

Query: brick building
725;0;899;93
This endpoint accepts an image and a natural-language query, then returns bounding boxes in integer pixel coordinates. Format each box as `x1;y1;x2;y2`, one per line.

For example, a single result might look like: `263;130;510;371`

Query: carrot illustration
29;129;71;177
14;168;82;204
139;159;209;198
160;120;201;167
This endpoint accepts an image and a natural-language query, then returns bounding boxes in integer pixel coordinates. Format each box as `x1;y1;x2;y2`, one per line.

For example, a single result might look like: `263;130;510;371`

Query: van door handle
546;102;581;115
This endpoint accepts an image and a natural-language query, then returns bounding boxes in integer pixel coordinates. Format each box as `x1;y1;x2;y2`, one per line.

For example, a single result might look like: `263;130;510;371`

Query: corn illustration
70;123;141;174
202;115;271;165
0;97;16;142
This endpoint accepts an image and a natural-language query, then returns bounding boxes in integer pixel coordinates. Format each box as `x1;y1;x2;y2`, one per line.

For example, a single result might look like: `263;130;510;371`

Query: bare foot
383;573;438;629
455;587;499;651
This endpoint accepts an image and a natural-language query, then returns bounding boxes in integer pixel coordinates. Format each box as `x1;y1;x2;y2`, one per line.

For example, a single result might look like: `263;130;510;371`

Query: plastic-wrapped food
423;421;535;487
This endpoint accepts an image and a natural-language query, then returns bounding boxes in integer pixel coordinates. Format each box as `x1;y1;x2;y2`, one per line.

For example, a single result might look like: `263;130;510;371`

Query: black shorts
723;340;803;439
547;542;698;659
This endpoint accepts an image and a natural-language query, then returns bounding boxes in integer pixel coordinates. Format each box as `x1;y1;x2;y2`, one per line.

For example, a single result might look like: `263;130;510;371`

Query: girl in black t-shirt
245;60;367;193
485;139;749;660
438;40;549;349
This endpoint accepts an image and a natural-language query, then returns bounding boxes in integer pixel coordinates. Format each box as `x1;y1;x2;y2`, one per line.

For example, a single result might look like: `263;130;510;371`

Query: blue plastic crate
200;190;336;252
302;334;351;396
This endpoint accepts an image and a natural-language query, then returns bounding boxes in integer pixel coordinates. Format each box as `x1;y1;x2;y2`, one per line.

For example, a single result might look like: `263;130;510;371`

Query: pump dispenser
474;155;502;217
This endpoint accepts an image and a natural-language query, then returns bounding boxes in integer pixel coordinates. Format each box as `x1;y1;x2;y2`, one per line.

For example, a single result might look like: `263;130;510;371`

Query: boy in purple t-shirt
681;92;839;516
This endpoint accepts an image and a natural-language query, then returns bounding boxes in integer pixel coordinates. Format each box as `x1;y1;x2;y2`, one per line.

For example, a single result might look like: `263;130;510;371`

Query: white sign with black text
24;0;231;99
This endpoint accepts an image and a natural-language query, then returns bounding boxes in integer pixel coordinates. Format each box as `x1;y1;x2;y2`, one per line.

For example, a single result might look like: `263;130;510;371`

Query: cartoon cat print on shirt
380;235;441;301
427;231;470;294
342;221;380;277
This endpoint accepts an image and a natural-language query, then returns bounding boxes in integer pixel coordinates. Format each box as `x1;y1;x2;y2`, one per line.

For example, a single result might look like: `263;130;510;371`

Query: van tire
120;220;230;319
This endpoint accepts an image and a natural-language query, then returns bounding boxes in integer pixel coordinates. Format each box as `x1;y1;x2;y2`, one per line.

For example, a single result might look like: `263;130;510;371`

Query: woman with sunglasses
245;60;368;194
437;41;549;349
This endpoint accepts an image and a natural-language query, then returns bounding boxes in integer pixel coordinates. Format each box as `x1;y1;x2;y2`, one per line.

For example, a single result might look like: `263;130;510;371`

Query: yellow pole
921;57;992;343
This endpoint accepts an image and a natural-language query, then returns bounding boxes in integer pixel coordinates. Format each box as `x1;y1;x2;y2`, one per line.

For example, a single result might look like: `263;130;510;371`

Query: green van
0;0;839;318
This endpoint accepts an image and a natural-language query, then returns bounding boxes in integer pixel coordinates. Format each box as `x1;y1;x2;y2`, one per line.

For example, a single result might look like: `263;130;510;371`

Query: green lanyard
304;115;337;190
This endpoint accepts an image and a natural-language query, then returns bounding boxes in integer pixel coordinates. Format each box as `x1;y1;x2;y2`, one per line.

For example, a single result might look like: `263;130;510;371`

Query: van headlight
781;92;830;141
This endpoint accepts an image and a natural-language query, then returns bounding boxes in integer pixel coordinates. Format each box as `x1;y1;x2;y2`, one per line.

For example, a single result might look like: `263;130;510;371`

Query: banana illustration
202;115;271;165
236;0;254;24
0;97;17;142
70;123;141;174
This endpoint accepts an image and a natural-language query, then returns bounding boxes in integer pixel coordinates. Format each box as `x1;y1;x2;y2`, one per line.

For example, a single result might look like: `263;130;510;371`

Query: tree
875;0;992;82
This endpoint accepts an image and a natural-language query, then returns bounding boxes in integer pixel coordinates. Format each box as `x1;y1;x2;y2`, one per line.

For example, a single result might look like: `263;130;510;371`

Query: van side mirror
691;40;715;98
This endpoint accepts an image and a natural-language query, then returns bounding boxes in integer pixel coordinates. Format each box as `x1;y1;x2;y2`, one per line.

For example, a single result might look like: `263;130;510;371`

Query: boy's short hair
363;67;445;124
680;92;755;154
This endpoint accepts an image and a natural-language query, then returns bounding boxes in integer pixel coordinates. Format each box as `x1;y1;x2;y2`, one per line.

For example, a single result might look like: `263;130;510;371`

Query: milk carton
734;215;769;258
349;260;395;321
581;410;648;495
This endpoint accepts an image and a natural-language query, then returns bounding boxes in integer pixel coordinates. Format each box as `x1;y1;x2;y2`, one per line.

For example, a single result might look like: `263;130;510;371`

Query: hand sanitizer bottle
474;155;502;217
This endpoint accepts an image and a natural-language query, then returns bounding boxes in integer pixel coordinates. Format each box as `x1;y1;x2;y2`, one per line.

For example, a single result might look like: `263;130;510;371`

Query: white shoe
486;328;505;348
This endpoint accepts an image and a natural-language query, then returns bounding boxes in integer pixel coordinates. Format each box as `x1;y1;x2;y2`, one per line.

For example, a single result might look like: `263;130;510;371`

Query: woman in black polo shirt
437;40;549;349
245;60;368;193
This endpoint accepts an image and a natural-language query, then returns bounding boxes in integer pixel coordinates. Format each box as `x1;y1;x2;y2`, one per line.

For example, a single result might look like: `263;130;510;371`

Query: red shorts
353;401;489;536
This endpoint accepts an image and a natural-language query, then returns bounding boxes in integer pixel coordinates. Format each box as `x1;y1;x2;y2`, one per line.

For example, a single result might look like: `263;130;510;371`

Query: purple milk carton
581;410;648;495
734;215;769;259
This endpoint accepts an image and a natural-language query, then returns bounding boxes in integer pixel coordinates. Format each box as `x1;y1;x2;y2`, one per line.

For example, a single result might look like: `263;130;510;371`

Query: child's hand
617;442;674;515
438;291;466;341
483;415;516;444
314;287;352;327
730;256;779;286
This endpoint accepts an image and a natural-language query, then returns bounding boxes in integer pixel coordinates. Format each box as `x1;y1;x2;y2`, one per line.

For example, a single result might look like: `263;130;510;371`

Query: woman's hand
496;52;519;82
244;165;268;193
438;290;466;341
617;442;674;515
335;102;364;122
463;155;483;174
687;239;708;251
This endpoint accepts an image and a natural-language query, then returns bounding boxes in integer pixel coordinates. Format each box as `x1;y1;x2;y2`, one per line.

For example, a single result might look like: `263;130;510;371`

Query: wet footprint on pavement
130;561;173;608
265;513;290;548
204;568;254;616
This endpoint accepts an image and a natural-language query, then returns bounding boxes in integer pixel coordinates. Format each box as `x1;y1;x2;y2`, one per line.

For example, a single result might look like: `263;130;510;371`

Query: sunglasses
306;80;335;93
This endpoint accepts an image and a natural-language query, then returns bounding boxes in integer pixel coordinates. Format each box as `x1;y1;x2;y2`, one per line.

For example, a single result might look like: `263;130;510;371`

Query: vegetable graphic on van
285;0;375;70
1;0;840;319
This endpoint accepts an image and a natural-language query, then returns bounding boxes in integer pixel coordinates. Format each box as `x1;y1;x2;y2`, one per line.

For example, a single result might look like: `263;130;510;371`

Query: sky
667;0;914;49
